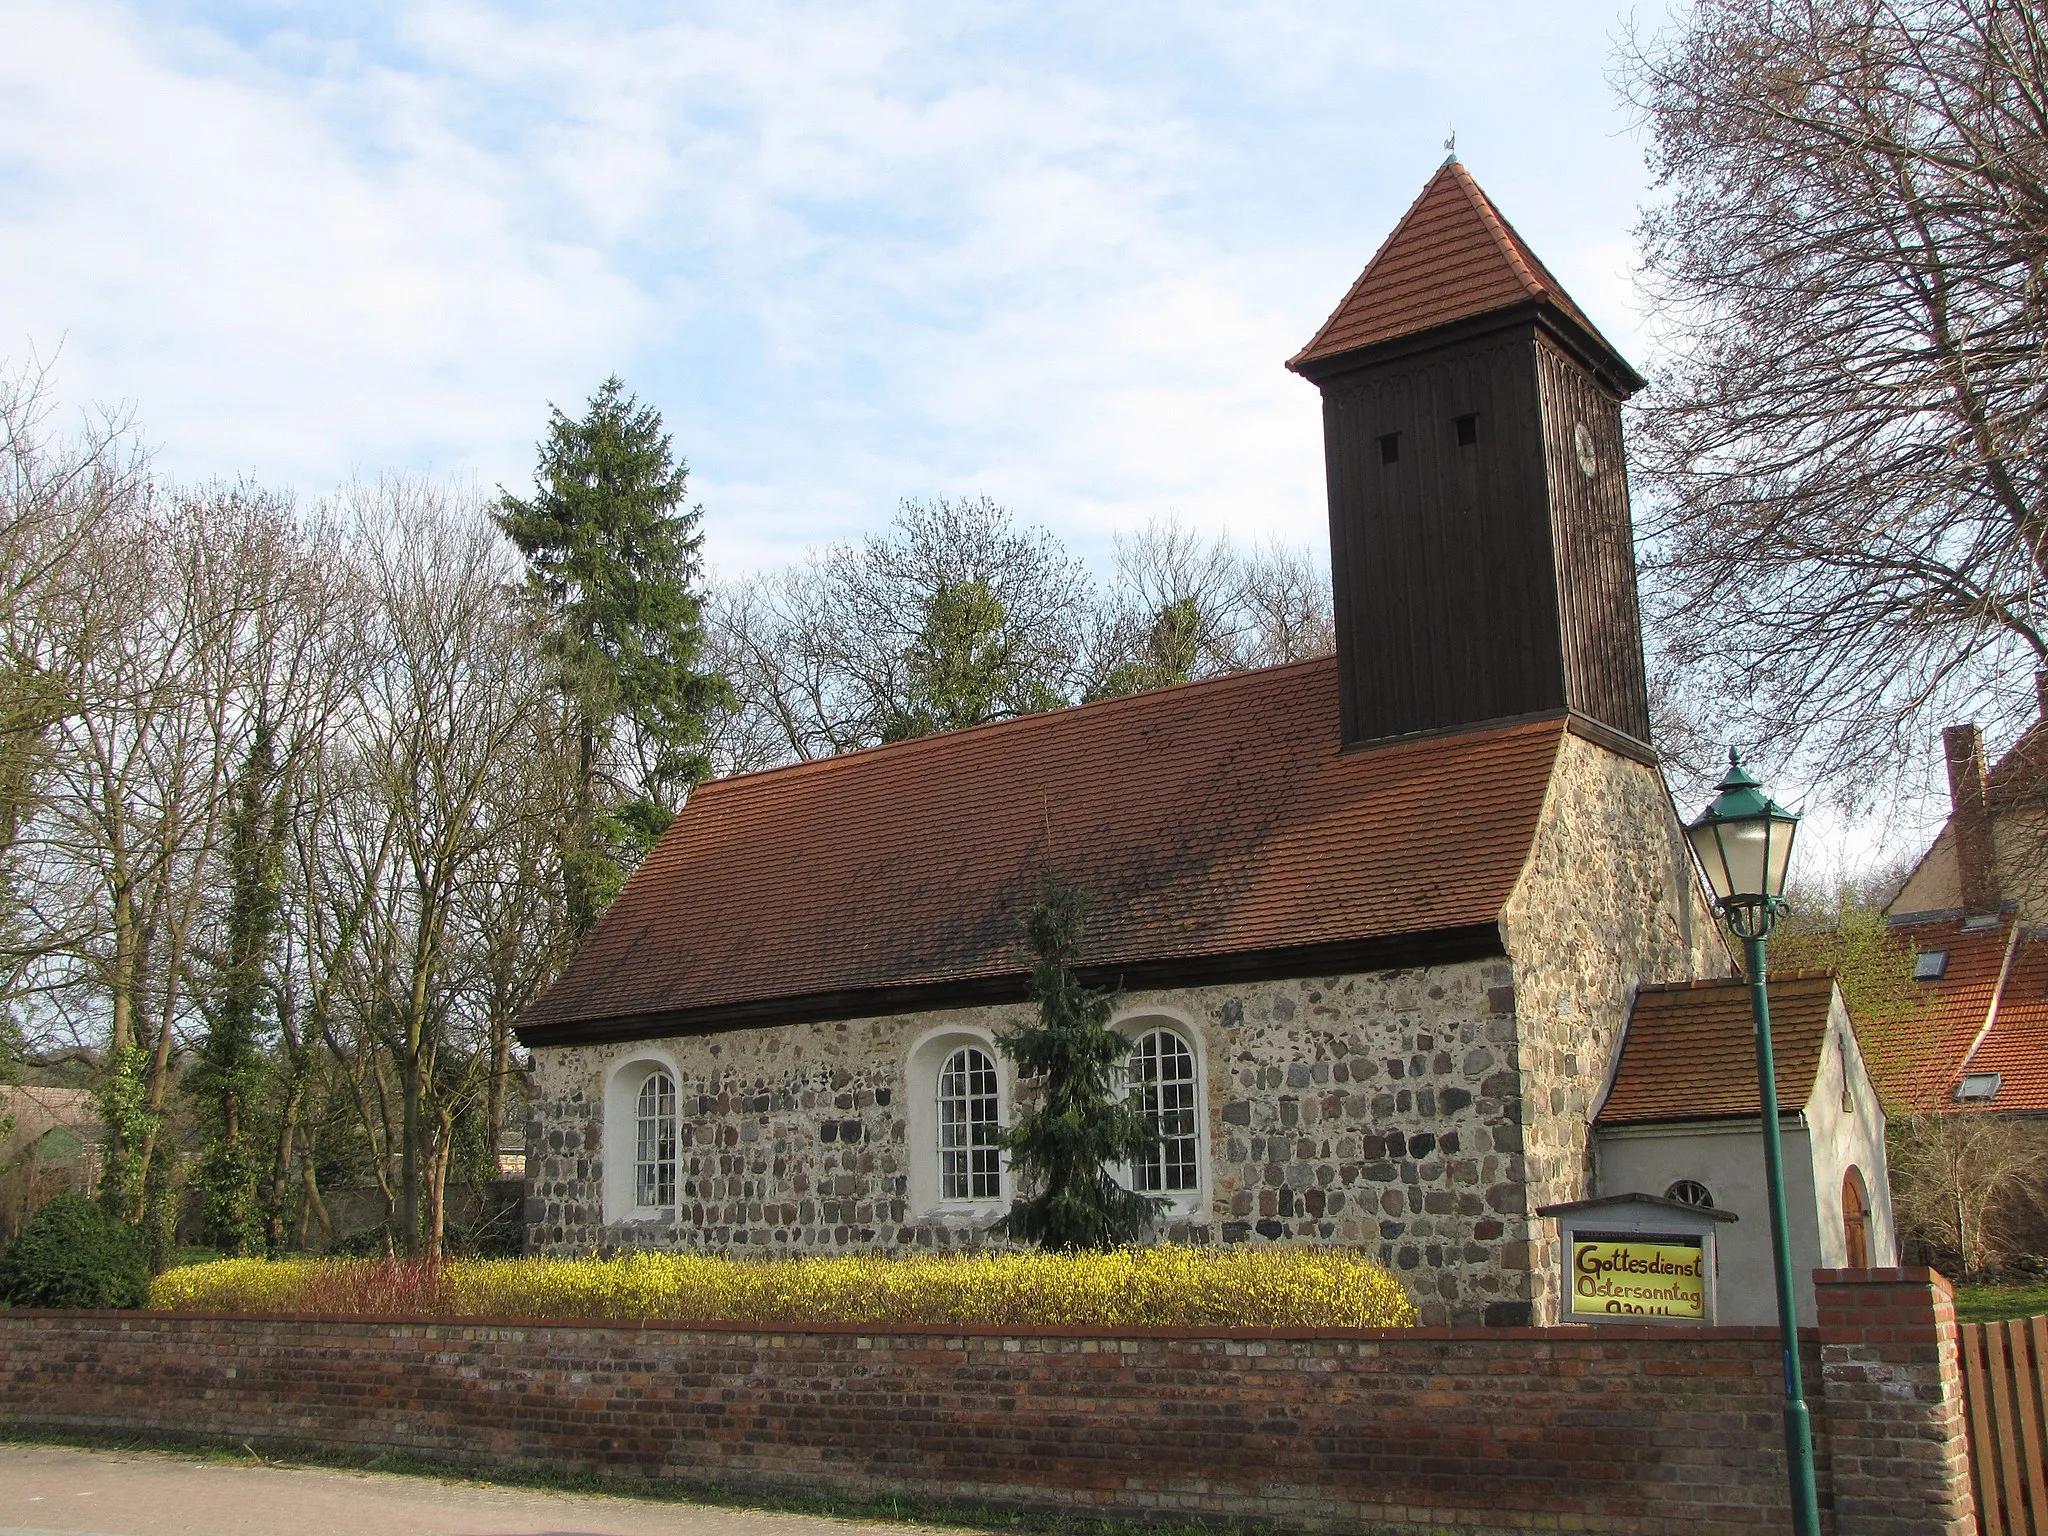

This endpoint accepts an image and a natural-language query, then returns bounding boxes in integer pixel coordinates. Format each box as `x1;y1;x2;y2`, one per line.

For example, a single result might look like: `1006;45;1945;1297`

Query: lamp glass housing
1686;752;1800;905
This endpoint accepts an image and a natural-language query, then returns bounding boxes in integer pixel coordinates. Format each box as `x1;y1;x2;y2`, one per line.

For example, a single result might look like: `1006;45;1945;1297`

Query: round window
1665;1179;1714;1209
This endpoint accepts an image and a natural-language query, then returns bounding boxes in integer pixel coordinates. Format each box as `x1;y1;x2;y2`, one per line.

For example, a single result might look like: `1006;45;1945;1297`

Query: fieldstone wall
527;960;1537;1324
1499;730;1727;1321
527;732;1722;1327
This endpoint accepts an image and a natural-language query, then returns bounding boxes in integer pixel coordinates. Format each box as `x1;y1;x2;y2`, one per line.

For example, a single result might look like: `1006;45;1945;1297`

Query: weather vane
1444;127;1457;161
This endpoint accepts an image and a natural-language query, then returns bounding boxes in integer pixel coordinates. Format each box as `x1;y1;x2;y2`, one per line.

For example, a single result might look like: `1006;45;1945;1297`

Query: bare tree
1234;541;1336;668
1086;521;1334;698
1890;1110;2048;1274
710;496;1090;759
0;359;149;1005
1084;521;1245;698
340;479;562;1256
1619;0;2048;802
0;375;595;1255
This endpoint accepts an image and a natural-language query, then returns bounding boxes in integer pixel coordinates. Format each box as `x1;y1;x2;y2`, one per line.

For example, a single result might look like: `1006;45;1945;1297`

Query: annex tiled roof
1288;158;1621;372
1597;974;1840;1126
518;658;1568;1042
1870;915;2048;1115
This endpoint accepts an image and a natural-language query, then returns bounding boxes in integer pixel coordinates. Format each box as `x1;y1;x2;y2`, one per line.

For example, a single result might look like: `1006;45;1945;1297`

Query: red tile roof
1597;974;1840;1126
1869;915;2048;1115
1289;159;1625;372
518;658;1568;1043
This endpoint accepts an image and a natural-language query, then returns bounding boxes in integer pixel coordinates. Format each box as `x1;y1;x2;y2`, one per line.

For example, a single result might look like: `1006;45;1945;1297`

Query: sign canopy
1537;1192;1737;1325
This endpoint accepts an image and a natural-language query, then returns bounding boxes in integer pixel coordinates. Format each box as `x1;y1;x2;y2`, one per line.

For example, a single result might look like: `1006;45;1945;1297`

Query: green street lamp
1684;750;1819;1536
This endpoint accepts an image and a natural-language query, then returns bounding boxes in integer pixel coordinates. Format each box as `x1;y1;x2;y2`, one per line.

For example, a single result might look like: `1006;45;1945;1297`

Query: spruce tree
497;377;728;933
994;875;1162;1251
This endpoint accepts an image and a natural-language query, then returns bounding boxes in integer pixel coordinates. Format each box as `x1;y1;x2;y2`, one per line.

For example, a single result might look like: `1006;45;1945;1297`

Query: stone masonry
530;961;1526;1325
1501;728;1728;1318
526;731;1722;1327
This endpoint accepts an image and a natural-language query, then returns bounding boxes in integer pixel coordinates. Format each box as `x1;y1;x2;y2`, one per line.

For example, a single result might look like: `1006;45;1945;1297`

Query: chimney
1286;160;1650;749
1943;724;1999;916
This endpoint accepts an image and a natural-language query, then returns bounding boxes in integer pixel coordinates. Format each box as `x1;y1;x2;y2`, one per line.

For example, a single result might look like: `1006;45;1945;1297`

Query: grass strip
1954;1283;2048;1325
0;1423;1277;1536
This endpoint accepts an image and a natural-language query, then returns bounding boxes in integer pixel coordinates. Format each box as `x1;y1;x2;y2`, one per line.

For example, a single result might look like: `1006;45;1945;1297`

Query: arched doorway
1842;1167;1870;1269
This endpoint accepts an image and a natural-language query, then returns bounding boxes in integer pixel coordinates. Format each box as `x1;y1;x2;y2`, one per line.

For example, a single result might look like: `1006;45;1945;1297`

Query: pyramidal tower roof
1288;158;1629;377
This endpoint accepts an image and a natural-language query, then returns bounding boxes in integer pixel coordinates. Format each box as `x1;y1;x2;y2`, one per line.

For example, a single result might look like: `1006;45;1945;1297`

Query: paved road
0;1445;931;1536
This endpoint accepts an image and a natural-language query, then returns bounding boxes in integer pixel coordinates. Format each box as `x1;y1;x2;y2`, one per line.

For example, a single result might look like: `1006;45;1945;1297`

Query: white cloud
0;0;1677;573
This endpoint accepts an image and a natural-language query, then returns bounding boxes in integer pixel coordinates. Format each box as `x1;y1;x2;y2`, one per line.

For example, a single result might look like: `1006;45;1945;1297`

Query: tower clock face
1573;421;1599;477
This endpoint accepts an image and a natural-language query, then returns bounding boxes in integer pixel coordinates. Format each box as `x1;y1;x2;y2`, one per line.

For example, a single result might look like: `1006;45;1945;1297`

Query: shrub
0;1194;151;1309
151;1245;1417;1329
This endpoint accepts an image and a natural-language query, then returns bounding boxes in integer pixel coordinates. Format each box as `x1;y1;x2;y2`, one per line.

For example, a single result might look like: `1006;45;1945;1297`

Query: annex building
518;160;1758;1326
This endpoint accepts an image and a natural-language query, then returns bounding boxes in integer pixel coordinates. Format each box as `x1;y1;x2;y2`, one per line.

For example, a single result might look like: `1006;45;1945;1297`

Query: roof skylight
1913;949;1950;981
1956;1073;2003;1103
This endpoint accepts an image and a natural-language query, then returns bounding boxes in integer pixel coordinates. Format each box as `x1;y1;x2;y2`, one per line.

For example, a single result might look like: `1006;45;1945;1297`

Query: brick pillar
1814;1267;1974;1536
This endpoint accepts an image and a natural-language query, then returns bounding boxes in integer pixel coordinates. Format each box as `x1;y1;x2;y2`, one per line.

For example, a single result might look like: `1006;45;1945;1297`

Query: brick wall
8;1312;1823;1534
1815;1267;1975;1536
0;1271;1974;1535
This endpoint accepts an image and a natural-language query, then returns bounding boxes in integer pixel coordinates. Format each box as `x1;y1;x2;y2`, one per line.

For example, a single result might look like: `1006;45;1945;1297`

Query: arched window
1665;1179;1714;1209
1130;1028;1200;1193
938;1047;1001;1201
1842;1167;1870;1268
634;1070;677;1210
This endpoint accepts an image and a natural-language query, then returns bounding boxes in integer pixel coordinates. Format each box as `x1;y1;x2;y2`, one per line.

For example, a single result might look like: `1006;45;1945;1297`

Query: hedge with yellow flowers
150;1245;1416;1330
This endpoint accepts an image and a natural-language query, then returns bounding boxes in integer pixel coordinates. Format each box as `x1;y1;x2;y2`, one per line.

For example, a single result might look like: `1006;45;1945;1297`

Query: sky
1;0;1686;581
2;0;1938;876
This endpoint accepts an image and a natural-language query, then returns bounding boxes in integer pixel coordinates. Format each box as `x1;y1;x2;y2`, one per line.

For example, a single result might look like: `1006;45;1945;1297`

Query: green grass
1954;1283;2048;1325
0;1425;1274;1536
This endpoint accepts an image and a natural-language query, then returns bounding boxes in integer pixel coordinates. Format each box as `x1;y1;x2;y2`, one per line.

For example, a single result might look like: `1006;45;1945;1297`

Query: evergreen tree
994;875;1162;1251
497;377;728;933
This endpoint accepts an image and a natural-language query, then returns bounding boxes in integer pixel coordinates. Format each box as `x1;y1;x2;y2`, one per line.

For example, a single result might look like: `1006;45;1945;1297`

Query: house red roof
518;658;1571;1045
1597;974;1840;1126
1869;915;2048;1115
1288;159;1625;373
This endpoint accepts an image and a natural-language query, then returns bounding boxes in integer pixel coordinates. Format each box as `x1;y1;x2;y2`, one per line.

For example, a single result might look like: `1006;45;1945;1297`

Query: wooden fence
1962;1315;2048;1536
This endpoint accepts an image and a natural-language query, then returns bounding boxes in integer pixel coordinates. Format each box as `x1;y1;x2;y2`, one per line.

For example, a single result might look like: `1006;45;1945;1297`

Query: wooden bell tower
1288;159;1652;751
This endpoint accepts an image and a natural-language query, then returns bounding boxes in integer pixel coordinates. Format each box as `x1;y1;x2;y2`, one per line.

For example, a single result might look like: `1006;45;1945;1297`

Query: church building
516;160;1730;1326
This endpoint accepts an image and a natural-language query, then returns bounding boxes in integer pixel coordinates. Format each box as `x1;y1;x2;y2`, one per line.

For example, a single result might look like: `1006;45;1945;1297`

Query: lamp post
1684;750;1819;1536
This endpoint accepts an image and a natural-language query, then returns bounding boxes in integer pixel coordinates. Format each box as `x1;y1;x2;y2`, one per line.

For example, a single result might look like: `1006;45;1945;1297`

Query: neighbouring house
1882;702;2048;1117
1591;973;1898;1324
515;157;1744;1326
0;1086;103;1241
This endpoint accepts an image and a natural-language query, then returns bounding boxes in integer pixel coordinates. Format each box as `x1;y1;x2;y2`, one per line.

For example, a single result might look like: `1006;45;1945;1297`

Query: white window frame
602;1053;682;1224
937;1045;1003;1202
634;1070;678;1211
1113;1012;1210;1220
905;1025;1009;1217
1128;1026;1202;1196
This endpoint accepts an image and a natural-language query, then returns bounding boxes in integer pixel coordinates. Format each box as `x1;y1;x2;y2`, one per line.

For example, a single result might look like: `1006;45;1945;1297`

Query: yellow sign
1567;1231;1707;1320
